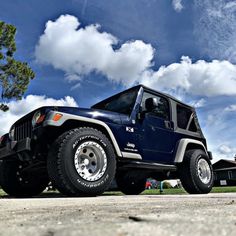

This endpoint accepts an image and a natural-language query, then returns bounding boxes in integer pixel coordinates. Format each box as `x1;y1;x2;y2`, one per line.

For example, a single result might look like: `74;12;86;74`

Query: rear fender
174;138;209;163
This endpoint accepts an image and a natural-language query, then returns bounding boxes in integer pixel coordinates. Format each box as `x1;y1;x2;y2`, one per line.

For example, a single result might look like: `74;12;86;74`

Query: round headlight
32;111;41;126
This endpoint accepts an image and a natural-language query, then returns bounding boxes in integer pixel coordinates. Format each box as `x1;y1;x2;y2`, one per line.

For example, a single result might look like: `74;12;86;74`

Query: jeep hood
55;106;125;124
10;106;127;131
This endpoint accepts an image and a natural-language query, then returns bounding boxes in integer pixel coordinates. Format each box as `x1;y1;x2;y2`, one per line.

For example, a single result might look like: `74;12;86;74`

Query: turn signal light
53;113;63;121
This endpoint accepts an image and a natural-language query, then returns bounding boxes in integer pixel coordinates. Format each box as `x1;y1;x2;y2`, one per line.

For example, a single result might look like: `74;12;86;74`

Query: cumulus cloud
172;0;184;12
35;15;236;97
141;56;236;97
225;104;236;112
194;0;236;63
35;14;154;86
0;95;78;135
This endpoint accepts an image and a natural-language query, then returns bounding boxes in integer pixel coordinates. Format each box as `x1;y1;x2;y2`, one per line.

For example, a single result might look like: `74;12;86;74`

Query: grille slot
14;120;32;141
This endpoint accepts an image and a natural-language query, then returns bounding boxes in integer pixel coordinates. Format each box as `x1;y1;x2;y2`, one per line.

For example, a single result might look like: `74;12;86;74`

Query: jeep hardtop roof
138;84;193;108
92;84;194;110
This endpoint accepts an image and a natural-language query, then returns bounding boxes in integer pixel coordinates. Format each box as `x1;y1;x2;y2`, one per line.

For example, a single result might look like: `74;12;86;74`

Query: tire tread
47;127;116;196
178;149;213;194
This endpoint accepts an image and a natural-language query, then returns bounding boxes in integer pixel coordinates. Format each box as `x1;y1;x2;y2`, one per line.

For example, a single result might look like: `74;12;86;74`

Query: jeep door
137;91;175;163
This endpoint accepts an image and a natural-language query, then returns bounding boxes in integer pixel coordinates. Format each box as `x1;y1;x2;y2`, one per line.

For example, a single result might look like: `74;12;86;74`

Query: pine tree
0;21;35;111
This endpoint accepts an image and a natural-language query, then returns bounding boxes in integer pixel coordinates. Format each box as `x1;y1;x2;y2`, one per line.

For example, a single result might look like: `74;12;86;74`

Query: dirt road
0;193;235;236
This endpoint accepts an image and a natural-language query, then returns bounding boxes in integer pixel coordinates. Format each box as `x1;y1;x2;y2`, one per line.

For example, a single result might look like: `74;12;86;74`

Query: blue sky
0;0;236;161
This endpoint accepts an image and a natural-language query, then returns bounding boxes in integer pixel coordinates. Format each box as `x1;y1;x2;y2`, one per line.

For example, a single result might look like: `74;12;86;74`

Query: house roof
213;159;236;170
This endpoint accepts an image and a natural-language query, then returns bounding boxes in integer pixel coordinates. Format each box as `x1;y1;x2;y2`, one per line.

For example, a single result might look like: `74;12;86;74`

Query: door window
141;92;170;120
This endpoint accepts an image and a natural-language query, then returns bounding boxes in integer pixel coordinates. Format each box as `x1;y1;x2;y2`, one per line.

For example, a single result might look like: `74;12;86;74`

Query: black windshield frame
91;87;139;115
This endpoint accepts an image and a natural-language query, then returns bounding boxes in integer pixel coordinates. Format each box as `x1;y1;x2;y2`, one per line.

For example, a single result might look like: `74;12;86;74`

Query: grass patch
142;186;236;195
211;186;236;193
103;187;236;196
142;188;186;195
0;189;6;197
1;186;236;198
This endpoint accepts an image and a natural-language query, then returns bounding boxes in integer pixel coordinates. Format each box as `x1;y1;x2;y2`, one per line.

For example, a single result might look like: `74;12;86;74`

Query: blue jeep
0;85;213;197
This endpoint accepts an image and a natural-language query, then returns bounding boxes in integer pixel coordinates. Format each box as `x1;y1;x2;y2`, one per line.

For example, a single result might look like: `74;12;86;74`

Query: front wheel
178;149;213;194
47;127;116;196
0;159;49;197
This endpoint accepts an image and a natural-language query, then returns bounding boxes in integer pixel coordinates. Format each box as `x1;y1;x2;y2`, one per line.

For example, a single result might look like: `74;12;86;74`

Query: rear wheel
0;159;49;197
47;127;116;196
116;171;146;195
178;149;213;194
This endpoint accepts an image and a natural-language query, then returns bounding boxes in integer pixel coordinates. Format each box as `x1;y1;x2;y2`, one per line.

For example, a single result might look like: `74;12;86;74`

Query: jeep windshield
91;87;139;115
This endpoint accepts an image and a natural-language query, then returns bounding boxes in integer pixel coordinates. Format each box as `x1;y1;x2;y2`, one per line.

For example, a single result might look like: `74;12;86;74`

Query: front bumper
0;138;31;159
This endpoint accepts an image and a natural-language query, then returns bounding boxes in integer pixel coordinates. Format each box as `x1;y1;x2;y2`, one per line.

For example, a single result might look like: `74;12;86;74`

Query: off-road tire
116;171;146;195
178;149;213;194
47;127;116;197
0;159;49;197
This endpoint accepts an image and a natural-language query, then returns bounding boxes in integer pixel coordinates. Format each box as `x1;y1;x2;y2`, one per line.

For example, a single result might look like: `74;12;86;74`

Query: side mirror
145;97;158;112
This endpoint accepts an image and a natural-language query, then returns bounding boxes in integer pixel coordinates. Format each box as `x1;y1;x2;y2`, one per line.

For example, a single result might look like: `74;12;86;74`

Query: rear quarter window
177;105;192;130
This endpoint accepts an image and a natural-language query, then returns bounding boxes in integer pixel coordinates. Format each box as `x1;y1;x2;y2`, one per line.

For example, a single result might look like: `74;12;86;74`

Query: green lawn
1;187;236;197
104;186;236;196
210;186;236;193
143;186;236;195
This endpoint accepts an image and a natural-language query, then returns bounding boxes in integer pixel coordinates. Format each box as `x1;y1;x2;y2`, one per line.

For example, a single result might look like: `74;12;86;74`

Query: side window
189;118;198;132
177;105;197;132
177;105;192;129
141;92;170;120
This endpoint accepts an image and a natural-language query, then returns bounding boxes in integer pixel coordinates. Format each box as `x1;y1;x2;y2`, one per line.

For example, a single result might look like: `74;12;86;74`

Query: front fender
43;111;123;157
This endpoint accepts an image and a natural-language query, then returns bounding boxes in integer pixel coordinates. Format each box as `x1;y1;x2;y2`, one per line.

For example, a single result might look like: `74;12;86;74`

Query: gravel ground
0;193;236;236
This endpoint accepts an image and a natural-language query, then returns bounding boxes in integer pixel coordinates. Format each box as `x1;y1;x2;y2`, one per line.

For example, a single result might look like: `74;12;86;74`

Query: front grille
14;120;33;141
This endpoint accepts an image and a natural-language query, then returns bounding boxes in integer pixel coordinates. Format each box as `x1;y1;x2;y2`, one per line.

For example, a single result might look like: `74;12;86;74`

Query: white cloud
189;98;206;108
36;15;236;97
225;104;236;112
141;56;236;97
194;0;236;63
215;144;236;160
218;144;233;155
0;95;78;135
199;106;236;163
35;14;154;87
172;0;184;12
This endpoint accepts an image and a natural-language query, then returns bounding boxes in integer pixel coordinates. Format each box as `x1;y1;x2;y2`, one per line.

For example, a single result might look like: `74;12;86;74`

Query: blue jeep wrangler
0;85;213;197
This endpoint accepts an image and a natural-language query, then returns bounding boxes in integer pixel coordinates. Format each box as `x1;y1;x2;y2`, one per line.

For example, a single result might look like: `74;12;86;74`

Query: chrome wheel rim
74;141;107;181
197;158;211;184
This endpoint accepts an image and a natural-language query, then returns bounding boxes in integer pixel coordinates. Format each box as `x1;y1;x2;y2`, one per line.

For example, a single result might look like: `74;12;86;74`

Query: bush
162;181;172;189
